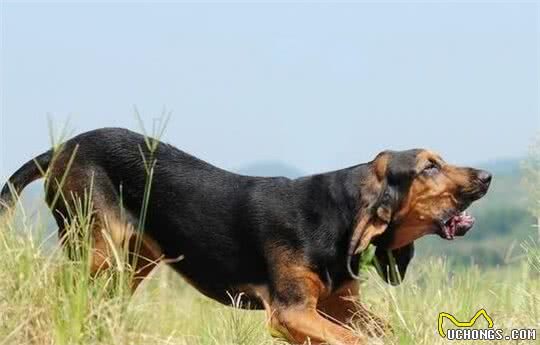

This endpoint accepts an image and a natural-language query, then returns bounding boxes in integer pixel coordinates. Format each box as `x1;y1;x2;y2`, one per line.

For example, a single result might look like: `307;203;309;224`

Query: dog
0;127;491;345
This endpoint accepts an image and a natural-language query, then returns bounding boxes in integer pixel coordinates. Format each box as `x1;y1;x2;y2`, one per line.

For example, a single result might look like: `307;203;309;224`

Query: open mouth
437;211;475;240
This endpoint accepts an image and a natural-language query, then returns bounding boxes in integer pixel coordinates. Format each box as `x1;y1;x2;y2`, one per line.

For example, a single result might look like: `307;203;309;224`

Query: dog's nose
477;170;492;185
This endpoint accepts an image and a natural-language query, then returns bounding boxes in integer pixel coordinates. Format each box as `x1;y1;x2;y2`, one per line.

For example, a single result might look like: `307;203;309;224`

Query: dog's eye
423;162;439;175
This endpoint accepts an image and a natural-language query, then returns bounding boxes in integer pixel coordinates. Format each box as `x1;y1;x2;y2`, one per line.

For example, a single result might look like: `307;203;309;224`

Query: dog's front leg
270;305;367;345
266;261;367;345
317;281;390;338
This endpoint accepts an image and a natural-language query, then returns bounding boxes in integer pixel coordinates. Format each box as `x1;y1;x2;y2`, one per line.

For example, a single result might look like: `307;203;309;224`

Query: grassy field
1;211;538;345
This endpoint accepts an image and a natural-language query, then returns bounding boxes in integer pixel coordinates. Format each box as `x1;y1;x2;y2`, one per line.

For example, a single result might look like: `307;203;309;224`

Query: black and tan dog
0;128;491;345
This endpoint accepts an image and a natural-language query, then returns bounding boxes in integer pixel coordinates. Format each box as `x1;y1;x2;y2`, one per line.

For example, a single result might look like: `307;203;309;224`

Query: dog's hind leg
47;164;161;293
126;230;163;292
92;209;163;293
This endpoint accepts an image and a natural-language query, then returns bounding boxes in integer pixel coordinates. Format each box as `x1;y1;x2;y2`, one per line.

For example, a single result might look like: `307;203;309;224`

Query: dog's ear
347;149;420;280
347;152;396;257
374;242;415;285
346;151;416;279
348;189;393;257
345;197;393;279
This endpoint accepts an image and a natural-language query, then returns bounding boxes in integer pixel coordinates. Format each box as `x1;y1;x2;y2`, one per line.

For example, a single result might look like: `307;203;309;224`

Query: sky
1;2;539;181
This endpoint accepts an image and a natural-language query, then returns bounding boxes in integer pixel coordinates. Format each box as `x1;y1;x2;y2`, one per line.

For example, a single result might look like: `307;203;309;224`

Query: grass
0;212;538;345
1;121;538;344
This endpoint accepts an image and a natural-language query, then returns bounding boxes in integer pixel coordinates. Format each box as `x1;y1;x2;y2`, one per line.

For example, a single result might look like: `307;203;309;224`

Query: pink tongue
444;213;475;239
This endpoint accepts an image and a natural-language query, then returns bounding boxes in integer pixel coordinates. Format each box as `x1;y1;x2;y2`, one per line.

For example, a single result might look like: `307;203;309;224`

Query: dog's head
349;149;491;284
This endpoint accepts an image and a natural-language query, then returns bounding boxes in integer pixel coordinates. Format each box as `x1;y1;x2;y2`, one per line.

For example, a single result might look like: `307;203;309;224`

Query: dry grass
0;212;538;345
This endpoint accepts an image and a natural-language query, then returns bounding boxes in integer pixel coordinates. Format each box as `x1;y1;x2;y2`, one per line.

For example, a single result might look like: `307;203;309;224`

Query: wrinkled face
374;149;492;249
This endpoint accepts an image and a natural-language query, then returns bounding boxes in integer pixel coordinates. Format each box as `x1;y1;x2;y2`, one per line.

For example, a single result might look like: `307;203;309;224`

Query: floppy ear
346;151;402;279
345;203;392;280
346;150;419;280
347;208;387;258
348;185;394;257
373;242;415;285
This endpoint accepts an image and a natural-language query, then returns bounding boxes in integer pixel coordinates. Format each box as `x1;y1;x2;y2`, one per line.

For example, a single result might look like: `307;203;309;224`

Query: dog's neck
298;163;373;239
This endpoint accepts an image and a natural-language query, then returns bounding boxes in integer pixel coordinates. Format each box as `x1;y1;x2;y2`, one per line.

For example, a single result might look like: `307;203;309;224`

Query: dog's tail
0;150;53;216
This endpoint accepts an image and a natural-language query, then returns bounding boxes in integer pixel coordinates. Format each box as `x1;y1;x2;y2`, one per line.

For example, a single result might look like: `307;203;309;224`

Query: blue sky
1;2;538;180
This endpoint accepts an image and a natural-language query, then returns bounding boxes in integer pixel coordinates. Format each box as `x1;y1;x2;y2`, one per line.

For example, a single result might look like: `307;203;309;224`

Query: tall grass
1;211;538;345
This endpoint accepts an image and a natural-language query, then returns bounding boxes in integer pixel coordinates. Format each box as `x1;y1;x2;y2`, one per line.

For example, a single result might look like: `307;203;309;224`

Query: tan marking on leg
265;247;367;345
318;281;391;338
128;233;162;292
93;211;163;292
88;216;115;276
271;306;365;345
